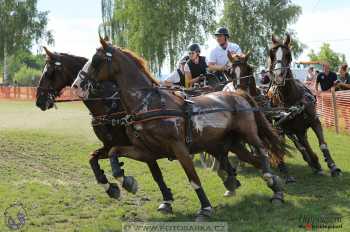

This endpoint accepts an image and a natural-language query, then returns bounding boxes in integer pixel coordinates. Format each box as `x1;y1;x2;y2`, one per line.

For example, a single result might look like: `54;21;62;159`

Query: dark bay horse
74;38;289;221
223;52;297;183
268;34;342;177
36;47;244;215
36;48;142;200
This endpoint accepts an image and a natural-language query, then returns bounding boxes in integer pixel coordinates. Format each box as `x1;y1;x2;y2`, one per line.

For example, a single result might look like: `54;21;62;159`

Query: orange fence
0;86;76;101
316;90;350;134
1;86;350;134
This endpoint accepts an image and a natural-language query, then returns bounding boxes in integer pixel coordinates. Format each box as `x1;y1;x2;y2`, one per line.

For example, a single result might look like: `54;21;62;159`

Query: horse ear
284;34;291;47
271;34;279;45
99;35;109;50
43;46;54;59
227;51;235;63
244;50;251;61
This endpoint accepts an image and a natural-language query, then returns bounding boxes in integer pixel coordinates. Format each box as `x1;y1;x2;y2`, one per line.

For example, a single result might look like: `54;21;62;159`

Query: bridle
270;45;293;86
37;59;64;100
228;60;254;89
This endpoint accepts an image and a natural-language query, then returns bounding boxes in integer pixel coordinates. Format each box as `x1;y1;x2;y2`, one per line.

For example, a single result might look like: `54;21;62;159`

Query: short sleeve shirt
208;42;242;66
164;70;180;83
316;71;337;91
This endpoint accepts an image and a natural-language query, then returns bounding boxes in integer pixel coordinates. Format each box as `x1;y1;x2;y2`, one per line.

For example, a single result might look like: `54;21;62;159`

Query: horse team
35;34;341;221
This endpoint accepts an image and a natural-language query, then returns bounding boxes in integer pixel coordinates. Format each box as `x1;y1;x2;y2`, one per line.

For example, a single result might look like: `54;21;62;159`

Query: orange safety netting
1;86;350;134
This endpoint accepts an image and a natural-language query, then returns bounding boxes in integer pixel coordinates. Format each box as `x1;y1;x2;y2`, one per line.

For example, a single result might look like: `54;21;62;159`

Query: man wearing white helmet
208;27;242;74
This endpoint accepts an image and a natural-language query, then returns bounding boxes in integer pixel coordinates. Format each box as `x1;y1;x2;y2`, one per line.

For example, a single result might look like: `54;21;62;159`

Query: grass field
0;99;349;232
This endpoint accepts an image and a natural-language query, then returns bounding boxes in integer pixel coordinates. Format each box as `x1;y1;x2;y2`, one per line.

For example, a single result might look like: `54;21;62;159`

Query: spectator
305;67;316;82
163;56;189;87
335;63;350;90
315;63;337;92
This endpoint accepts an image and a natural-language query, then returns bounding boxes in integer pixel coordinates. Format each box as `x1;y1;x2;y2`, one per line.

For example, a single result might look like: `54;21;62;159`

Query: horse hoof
331;168;342;177
106;183;120;199
271;198;283;206
122;176;138;194
157;203;173;214
314;169;325;176
270;191;284;205
285;176;297;184
195;208;213;222
223;190;235;197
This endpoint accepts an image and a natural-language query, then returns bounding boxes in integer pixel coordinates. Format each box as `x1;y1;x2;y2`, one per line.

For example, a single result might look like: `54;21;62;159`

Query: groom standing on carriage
208;27;242;80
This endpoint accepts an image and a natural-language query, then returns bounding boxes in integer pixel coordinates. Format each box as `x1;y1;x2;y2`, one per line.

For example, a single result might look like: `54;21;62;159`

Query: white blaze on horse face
235;66;241;86
71;61;91;98
274;47;283;76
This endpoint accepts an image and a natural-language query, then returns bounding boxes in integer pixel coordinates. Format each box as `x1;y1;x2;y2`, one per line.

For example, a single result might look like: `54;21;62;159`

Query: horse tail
236;90;291;165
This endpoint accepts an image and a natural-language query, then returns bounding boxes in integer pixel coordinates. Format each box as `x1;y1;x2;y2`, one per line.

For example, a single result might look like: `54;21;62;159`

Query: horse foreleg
216;152;241;197
147;161;174;214
108;146;139;194
294;133;323;175
171;141;213;221
230;141;261;169
311;119;342;177
89;147;120;199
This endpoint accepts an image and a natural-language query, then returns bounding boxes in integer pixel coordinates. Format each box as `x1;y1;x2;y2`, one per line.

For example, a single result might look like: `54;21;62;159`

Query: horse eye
92;55;102;68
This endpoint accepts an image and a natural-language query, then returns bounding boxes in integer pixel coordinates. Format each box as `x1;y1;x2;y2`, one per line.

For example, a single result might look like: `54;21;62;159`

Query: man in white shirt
208;27;242;73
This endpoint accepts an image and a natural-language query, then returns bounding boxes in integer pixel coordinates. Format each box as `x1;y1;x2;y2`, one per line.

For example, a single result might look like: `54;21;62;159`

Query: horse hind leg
311;119;342;177
89;147;120;199
238;122;284;204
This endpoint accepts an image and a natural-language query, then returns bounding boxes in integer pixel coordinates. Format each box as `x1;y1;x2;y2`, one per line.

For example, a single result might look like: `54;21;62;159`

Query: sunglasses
188;52;197;55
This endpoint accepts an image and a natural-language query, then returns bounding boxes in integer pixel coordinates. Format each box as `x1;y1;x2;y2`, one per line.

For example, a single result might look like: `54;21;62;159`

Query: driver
208;27;242;80
184;43;207;88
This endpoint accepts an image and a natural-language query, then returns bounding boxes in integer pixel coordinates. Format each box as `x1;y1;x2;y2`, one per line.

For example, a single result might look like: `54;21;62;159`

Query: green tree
221;0;304;66
106;0;217;74
0;0;53;83
13;65;41;86
6;49;45;81
308;43;346;71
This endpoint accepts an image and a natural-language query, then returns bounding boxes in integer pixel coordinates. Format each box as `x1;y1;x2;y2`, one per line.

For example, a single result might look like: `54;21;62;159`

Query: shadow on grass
145;191;346;231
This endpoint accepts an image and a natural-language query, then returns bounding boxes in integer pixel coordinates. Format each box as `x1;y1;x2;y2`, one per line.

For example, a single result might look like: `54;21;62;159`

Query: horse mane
118;47;160;85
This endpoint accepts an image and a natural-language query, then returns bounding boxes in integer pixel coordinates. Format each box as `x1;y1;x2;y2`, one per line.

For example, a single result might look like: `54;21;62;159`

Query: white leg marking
190;180;200;190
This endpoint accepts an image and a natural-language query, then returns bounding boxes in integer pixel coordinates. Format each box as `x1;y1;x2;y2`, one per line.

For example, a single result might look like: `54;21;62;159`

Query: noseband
270;46;292;86
228;60;254;89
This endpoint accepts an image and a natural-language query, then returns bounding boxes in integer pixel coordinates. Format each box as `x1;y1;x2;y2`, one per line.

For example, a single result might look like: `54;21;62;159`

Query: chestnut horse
73;38;289;221
36;48;245;215
268;34;342;177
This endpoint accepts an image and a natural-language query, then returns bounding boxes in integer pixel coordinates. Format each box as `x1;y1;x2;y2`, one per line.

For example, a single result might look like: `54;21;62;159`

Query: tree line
0;0;347;86
101;0;347;75
0;0;52;86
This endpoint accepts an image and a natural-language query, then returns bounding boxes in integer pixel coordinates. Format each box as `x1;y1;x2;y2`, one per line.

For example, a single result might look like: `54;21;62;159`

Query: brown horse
36;48;141;200
223;52;298;183
36;48;244;215
74;38;289;221
268;34;342;177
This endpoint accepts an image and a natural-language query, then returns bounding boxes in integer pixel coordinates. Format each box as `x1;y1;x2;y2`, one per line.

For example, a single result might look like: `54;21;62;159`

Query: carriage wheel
199;152;217;170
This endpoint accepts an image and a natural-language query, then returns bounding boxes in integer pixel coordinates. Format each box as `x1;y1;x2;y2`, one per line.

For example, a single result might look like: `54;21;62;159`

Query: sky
36;0;350;71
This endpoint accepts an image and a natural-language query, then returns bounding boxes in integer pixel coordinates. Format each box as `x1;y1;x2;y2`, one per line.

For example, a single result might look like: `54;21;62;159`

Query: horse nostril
73;84;78;89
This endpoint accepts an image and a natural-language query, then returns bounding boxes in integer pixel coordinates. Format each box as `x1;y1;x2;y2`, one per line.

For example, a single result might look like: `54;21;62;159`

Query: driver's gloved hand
198;75;206;81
